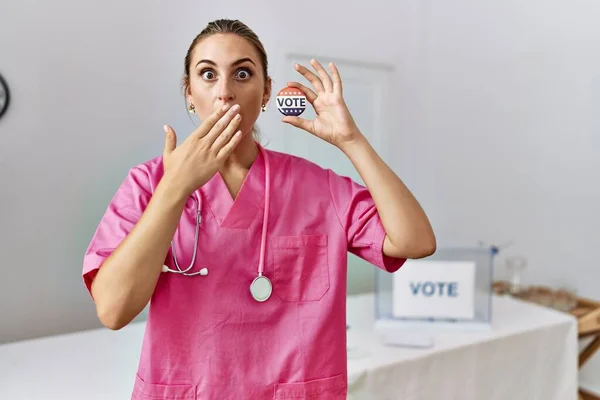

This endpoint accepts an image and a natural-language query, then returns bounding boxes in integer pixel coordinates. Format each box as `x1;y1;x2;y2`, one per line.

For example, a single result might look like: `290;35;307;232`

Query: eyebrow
196;57;256;68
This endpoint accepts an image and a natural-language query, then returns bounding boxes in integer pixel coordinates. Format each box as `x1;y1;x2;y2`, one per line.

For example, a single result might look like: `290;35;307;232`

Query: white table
345;293;578;400
0;294;578;400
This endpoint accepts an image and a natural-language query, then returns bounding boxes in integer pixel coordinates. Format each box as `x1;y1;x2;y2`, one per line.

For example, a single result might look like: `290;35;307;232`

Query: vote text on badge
276;87;307;116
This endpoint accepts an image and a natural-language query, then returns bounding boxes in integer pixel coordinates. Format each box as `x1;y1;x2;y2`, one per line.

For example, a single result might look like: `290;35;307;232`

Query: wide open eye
200;69;216;80
236;68;253;80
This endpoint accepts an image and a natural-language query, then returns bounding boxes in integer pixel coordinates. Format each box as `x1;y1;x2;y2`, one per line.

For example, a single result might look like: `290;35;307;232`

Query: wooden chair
572;296;600;400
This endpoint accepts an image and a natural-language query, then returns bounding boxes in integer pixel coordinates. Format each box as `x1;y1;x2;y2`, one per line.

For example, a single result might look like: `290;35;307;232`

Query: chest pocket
272;234;330;302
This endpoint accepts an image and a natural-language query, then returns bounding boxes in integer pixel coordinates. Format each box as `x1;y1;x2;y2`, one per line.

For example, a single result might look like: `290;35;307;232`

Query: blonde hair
181;19;269;141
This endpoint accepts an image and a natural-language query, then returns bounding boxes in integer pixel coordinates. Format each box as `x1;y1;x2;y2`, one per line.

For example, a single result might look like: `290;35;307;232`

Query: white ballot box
375;244;495;339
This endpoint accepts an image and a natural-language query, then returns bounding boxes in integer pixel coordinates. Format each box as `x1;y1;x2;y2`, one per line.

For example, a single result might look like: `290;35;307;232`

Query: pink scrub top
82;146;405;400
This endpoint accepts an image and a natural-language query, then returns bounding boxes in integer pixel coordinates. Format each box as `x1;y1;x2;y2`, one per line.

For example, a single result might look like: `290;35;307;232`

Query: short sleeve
82;166;153;297
328;170;405;273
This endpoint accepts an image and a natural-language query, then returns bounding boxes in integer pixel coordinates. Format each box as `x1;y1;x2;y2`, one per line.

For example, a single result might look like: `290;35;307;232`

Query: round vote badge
276;87;307;117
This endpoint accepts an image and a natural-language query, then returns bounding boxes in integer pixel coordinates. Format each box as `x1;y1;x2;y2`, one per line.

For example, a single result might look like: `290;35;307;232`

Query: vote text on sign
392;259;476;320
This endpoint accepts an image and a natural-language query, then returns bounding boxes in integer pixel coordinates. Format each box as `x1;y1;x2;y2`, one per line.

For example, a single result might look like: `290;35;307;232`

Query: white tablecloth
346;294;578;400
0;294;577;400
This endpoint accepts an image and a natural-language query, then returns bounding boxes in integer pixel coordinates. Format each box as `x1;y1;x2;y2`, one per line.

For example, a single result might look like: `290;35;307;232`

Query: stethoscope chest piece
250;275;272;302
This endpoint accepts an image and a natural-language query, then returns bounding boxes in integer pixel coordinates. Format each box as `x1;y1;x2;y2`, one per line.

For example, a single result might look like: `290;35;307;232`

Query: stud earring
261;104;267;112
188;104;196;114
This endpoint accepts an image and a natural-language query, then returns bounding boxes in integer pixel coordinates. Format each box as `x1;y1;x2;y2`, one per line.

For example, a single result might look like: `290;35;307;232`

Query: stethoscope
161;144;273;302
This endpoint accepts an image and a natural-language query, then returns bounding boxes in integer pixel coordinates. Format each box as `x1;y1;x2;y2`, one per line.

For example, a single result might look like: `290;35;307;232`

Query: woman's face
187;33;271;137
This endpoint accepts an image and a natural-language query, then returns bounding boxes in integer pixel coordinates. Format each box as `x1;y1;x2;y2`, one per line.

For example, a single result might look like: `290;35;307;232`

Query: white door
279;53;395;294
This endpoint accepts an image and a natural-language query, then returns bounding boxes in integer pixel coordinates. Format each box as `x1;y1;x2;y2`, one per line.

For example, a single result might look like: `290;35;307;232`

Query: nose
218;77;235;103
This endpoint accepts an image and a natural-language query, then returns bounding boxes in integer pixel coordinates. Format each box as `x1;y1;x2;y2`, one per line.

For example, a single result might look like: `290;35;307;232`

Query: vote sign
392;259;476;320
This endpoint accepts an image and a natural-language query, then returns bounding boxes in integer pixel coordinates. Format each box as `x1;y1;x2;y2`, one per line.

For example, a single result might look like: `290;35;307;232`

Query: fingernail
163;125;168;133
231;104;240;112
222;104;230;111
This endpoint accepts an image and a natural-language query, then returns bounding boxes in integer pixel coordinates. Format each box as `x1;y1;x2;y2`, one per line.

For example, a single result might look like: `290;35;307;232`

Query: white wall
1;0;598;392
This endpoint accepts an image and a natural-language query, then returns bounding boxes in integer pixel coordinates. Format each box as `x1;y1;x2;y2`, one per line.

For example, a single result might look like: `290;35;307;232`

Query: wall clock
0;73;10;120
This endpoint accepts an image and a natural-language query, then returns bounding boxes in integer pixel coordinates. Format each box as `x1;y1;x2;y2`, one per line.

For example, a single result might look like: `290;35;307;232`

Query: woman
83;18;435;400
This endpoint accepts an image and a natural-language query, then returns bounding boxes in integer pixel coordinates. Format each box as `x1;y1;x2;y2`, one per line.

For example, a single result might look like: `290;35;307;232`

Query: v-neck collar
201;147;266;229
